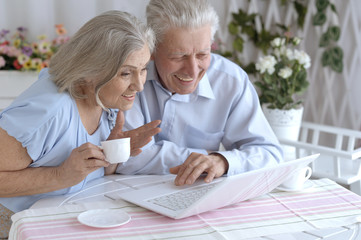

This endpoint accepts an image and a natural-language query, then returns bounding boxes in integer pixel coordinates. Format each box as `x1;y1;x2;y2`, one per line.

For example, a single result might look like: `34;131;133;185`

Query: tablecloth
9;178;361;240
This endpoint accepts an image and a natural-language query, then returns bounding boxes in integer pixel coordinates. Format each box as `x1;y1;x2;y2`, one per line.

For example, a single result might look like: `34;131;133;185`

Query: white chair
280;121;361;195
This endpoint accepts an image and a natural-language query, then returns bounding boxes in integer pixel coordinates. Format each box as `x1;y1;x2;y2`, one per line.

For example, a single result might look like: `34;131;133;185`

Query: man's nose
184;56;199;79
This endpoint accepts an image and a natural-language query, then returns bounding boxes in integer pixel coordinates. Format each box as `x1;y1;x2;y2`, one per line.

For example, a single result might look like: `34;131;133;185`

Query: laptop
120;154;320;219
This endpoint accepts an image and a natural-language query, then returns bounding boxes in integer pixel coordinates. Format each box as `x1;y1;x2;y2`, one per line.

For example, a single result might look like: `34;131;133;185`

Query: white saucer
77;208;131;228
276;180;314;192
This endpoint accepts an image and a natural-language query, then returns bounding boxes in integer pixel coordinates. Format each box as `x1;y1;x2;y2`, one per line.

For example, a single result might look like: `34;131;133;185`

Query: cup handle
304;166;312;180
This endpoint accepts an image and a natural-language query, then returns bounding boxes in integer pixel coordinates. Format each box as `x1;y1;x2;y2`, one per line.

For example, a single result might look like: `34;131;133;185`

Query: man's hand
108;111;161;156
169;152;229;186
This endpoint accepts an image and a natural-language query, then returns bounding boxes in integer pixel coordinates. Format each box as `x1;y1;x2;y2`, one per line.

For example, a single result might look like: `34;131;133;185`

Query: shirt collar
146;61;215;101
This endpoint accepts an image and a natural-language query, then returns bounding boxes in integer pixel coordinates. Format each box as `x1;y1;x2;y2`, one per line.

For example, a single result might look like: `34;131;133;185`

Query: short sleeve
0;69;75;161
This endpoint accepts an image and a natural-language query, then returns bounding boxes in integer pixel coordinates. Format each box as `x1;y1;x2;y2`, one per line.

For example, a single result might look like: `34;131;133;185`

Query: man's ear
150;54;155;61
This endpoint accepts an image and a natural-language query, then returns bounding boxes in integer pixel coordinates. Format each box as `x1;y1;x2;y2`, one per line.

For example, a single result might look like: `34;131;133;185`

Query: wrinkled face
99;44;150;111
153;25;212;95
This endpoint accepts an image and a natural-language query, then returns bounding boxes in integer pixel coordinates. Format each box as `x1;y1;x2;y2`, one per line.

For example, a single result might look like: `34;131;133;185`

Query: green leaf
277;94;286;104
228;22;238;35
330;3;337;14
301;81;310;89
316;0;329;12
246;13;258;22
253;81;264;90
294;1;307;28
232;37;244;52
285;96;294;103
296;79;309;93
295;68;307;84
322;50;331;66
264;90;276;97
243;62;256;74
327;26;340;41
287;88;294;95
220;51;233;58
233;9;250;25
331;46;343;59
276;23;288;32
329;47;343;73
330;57;343;73
231;12;242;25
313;12;327;26
263;74;273;84
319;32;329;47
242;25;256;39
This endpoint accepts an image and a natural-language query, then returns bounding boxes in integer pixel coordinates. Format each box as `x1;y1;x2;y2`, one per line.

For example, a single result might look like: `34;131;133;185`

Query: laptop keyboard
147;183;217;211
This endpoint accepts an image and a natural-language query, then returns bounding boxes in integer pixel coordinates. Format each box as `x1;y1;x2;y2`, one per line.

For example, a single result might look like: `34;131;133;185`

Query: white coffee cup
100;138;130;164
280;166;312;190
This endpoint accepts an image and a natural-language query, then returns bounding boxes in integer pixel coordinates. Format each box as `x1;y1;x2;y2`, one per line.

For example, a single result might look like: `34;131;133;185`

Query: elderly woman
0;10;160;237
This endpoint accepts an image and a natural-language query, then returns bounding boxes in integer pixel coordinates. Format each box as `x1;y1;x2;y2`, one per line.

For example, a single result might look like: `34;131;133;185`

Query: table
9;175;361;240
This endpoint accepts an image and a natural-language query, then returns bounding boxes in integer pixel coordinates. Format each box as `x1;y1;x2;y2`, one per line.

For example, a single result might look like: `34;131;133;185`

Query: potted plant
254;36;311;110
254;36;311;160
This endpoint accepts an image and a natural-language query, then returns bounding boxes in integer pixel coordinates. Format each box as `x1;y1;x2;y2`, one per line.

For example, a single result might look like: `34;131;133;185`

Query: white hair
146;0;219;45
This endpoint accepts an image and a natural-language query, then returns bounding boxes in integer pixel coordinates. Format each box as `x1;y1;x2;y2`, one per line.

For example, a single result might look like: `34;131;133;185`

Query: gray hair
146;0;219;46
49;10;155;108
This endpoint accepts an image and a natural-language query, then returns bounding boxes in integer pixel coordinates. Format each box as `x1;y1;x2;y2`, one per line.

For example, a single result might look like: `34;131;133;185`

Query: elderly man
116;0;283;185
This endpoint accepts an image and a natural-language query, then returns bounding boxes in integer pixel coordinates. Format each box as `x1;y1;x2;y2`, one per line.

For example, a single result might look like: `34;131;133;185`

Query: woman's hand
59;142;109;185
107;111;161;156
0;128;109;197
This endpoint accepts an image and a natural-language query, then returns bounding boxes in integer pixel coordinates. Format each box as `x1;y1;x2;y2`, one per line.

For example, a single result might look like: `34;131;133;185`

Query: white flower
274;46;292;60
280;46;288;57
271;37;285;48
256;55;277;75
285;48;294;60
31;58;42;69
293;37;301;45
281;38;286;46
271;38;281;48
278;67;293;79
294;49;311;69
38;41;51;54
274;48;281;58
17;54;29;65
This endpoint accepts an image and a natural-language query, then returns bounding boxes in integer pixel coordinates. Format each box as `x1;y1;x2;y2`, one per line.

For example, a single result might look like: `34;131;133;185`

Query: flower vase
262;105;304;161
0;71;38;110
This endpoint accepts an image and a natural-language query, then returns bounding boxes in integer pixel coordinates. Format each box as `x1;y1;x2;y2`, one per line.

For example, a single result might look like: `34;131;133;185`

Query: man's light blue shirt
117;54;283;175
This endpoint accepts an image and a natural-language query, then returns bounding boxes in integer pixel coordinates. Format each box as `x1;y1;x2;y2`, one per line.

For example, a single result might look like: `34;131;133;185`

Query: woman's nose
130;73;144;92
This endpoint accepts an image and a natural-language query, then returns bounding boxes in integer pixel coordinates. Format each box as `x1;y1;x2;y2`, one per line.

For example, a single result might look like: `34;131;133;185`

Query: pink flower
211;42;219;52
0;56;5;68
0;45;7;54
53;35;69;46
7;46;21;57
55;24;67;35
